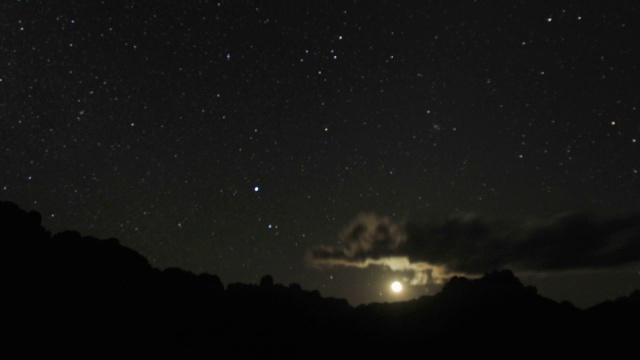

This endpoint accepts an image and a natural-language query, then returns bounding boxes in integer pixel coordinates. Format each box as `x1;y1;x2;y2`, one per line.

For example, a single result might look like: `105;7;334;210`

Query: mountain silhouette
2;200;637;356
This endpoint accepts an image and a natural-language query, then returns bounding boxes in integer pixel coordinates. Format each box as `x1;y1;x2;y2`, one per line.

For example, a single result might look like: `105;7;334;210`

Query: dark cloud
310;213;405;263
307;212;640;284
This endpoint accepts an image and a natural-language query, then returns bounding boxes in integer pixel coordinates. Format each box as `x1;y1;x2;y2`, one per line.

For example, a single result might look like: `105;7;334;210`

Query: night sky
2;0;639;309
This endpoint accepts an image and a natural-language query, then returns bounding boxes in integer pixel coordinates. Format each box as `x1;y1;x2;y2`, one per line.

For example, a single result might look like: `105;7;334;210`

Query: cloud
306;211;640;285
309;213;405;262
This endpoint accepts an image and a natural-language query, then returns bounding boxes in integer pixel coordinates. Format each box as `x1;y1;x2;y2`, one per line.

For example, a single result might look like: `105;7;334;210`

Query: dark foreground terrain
3;201;637;357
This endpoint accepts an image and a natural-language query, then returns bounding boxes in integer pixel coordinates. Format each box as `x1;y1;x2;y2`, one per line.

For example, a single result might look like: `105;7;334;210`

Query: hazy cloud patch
307;212;640;285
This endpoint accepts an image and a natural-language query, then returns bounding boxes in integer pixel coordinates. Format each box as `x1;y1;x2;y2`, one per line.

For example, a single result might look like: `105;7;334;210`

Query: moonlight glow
391;281;403;293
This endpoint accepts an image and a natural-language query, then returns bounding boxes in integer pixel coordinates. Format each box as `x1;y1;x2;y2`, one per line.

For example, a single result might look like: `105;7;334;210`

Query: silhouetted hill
2;201;638;356
355;269;590;345
586;289;640;333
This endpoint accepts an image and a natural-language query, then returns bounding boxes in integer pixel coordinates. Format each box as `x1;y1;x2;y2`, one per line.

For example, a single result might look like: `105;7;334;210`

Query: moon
391;281;403;293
